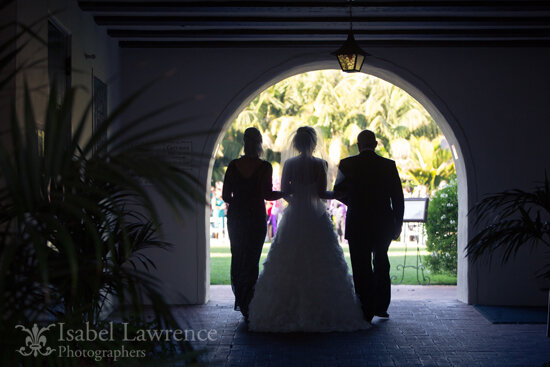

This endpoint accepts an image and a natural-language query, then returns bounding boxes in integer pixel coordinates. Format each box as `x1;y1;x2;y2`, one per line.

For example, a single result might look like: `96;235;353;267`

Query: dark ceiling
78;1;550;48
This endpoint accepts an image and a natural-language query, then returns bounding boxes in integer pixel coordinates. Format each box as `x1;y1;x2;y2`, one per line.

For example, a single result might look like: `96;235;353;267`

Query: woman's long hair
243;127;264;157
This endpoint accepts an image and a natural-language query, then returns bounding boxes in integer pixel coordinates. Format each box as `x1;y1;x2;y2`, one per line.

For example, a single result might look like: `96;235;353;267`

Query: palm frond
467;173;550;278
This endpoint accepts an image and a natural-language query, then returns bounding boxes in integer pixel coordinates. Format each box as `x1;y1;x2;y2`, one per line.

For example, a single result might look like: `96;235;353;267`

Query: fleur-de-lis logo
15;323;56;357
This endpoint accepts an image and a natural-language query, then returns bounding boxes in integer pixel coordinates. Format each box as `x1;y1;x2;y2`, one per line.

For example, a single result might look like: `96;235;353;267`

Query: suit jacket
334;150;404;243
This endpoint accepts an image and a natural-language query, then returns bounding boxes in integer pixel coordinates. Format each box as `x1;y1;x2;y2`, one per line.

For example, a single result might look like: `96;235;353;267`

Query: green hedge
424;179;458;275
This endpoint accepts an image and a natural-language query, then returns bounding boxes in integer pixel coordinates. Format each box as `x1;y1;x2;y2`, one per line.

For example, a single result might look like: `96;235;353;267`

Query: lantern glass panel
337;54;357;71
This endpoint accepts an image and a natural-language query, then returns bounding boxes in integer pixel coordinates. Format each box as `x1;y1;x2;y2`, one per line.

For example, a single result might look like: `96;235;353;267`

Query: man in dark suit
334;130;404;322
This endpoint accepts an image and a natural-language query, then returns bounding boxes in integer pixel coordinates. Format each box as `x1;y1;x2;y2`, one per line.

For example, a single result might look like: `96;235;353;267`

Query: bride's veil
279;126;337;195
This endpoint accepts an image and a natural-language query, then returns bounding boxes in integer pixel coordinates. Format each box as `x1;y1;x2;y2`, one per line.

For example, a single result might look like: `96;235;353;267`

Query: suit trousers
348;236;392;317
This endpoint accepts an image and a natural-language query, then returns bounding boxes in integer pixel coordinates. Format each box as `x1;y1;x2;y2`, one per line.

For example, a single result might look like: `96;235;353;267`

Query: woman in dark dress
222;127;283;320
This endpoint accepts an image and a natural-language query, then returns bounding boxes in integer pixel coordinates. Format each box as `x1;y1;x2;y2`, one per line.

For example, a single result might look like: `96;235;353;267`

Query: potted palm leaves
0;18;208;363
467;174;550;336
0;76;211;364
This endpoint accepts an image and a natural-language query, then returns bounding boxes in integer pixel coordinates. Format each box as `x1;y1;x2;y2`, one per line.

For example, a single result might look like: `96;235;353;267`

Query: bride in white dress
248;127;370;332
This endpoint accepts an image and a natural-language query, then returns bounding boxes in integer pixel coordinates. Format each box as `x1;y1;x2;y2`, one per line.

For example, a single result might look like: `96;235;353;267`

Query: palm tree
406;136;455;194
213;70;455;191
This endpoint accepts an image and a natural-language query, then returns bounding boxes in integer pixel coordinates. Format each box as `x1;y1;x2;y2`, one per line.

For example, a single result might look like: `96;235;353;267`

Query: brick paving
173;286;550;367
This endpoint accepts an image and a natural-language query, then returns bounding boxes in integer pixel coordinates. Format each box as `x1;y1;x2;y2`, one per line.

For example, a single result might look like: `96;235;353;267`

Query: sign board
135;140;194;186
403;198;429;223
161;139;193;169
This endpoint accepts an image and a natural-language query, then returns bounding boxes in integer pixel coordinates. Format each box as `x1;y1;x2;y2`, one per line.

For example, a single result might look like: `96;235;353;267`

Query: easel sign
403;198;429;223
392;197;431;285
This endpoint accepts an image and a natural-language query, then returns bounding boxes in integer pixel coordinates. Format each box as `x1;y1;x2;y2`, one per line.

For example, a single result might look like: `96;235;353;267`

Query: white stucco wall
119;46;550;307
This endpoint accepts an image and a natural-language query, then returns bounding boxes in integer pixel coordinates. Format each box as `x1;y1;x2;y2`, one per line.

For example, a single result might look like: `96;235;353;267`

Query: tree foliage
424;179;458;275
213;70;455;193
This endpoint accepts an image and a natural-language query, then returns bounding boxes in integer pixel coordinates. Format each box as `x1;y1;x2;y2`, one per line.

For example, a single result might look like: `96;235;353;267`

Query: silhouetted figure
222;127;283;320
248;127;370;332
334;130;404;322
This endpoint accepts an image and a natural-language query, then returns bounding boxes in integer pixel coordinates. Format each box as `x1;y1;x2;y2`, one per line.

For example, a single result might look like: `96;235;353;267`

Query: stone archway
202;54;473;303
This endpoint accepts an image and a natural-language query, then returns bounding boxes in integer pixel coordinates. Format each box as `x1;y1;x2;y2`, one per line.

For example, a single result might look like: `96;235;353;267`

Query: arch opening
203;58;470;303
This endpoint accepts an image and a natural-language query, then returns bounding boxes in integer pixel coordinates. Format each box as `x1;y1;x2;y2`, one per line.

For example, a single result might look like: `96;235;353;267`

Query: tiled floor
174;286;550;367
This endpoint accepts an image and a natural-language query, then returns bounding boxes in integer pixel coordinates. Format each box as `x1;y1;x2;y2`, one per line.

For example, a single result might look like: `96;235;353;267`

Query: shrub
424;179;458;275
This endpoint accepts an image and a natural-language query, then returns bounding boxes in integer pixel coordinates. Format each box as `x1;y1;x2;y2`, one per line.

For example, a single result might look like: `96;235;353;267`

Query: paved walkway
174;286;550;367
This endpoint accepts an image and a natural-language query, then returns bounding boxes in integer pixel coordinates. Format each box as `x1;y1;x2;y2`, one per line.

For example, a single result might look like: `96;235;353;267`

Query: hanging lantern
332;32;367;72
333;0;368;72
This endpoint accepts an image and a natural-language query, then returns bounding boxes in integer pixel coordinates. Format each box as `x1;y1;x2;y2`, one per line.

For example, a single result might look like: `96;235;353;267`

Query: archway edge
202;52;475;304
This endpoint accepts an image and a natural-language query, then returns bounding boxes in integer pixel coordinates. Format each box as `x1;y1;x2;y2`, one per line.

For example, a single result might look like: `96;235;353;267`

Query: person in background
210;186;217;238
214;186;226;237
266;200;274;241
333;202;347;244
270;198;282;237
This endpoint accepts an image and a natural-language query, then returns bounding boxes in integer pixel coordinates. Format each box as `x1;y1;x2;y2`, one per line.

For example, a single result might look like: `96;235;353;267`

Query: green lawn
210;240;457;285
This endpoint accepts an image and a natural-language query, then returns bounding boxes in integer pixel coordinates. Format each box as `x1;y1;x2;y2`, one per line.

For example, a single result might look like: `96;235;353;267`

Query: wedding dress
248;156;370;332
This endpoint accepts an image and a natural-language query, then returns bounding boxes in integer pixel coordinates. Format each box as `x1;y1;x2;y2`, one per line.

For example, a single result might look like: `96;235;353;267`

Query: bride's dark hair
243;127;263;157
293;126;317;156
